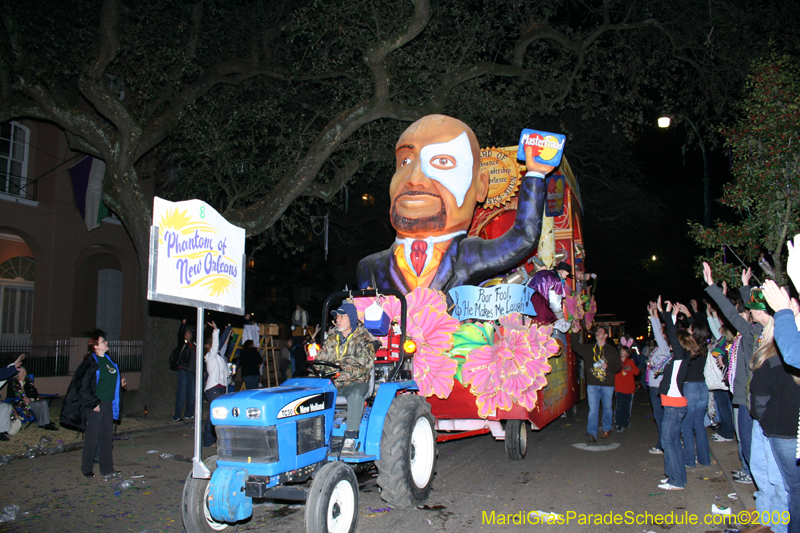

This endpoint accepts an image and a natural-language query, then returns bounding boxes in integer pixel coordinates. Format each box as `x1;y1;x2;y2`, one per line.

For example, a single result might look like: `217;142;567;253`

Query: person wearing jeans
770;437;800;533
749;309;800;533
657;302;690;490
712;389;735;440
571;325;622;442
173;320;196;421
646;304;672;454
174;368;196;421
586;385;614;438
681;381;711;466
661;404;688;488
704;263;769;483
750;421;788;533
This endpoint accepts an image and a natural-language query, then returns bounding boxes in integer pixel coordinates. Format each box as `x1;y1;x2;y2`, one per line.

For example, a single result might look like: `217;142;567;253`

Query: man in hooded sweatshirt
316;302;376;454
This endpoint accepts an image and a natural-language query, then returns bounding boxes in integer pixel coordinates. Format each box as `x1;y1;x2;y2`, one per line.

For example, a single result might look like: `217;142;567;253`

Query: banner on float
449;284;536;322
147;196;246;314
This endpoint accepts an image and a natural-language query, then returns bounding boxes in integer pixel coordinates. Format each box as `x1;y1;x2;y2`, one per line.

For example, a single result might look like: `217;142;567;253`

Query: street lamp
658;114;710;228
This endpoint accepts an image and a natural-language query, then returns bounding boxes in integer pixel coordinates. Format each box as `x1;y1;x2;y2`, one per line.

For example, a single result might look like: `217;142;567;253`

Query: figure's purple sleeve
456;174;546;283
528;271;561;297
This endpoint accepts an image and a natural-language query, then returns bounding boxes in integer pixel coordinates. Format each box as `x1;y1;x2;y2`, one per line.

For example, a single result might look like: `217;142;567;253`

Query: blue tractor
182;289;437;533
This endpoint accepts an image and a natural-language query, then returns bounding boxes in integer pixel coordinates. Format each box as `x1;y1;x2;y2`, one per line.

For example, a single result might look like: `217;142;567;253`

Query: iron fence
109;340;143;372
0;339;142;376
0;339;73;377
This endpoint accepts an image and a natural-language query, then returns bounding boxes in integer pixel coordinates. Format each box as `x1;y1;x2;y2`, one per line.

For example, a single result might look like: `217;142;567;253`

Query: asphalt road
0;391;750;533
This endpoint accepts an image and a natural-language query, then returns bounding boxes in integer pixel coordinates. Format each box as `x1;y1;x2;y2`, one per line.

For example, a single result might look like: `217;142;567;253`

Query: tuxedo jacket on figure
356;173;547;295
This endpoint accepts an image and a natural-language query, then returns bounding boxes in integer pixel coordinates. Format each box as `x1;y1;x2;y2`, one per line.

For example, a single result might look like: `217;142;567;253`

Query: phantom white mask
419;131;474;207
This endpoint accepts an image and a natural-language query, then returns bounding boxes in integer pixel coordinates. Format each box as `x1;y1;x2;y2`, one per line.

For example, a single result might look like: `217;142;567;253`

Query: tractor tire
504;419;528;461
376;394;437;509
182;455;239;533
305;461;358;533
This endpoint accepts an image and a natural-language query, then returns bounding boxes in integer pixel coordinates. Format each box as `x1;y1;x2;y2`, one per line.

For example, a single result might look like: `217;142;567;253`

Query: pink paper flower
353;289;458;398
462;317;559;418
563;292;585;322
584;296;597;327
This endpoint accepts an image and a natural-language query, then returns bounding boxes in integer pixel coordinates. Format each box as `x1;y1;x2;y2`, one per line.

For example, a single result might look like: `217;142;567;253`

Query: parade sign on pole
147;196;246;315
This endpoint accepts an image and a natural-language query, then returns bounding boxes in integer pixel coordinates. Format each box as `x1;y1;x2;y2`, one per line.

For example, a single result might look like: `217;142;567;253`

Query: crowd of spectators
629;235;800;533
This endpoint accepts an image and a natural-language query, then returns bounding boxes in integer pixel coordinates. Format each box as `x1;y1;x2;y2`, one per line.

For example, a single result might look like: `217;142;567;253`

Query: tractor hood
210;378;337;427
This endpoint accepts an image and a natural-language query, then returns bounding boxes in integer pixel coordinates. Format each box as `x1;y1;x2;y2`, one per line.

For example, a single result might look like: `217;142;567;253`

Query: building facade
0;119;145;393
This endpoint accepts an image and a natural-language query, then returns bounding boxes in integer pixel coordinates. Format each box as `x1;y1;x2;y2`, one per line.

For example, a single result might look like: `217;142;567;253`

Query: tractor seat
335;367;376;407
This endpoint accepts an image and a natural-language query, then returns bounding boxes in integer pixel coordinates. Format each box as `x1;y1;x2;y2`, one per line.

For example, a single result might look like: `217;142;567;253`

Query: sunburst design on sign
157;207;218;243
186;275;234;297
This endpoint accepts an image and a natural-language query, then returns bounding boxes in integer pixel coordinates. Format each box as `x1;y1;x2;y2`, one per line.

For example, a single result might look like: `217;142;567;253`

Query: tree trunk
105;165;179;415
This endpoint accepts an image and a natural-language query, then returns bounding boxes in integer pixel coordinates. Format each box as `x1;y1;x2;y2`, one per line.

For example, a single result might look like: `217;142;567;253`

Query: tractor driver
315;302;377;454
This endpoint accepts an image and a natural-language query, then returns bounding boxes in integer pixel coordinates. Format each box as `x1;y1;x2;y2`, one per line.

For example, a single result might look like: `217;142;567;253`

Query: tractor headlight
212;406;228;419
246;408;261;419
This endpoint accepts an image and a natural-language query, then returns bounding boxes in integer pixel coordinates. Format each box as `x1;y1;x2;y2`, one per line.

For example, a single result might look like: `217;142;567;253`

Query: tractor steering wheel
307;360;342;380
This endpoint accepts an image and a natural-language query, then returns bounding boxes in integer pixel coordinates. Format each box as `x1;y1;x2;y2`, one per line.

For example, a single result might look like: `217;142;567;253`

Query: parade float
351;120;597;460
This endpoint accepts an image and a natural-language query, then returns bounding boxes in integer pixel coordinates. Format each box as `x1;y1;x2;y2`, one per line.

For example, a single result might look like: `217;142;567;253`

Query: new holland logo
277;394;326;419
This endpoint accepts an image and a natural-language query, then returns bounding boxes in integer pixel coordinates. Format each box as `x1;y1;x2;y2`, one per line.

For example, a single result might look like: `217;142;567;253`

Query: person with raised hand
703;261;768;485
646;299;673;455
763;279;800;369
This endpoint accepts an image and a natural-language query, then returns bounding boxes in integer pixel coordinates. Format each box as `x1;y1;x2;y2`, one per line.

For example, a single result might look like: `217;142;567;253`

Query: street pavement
0;389;754;532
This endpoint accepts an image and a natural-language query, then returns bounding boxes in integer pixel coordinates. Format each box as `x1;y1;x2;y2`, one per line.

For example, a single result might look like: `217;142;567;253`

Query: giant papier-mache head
390;115;490;240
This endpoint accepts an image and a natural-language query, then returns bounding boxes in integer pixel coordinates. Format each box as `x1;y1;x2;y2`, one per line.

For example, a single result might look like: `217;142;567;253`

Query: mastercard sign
516;129;566;166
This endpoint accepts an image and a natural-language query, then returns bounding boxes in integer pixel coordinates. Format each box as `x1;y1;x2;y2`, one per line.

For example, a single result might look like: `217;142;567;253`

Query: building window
0;256;35;281
0;256;34;341
0;121;30;199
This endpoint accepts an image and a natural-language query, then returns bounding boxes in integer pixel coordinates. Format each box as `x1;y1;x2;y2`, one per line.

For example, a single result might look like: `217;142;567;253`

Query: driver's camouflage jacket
317;324;376;387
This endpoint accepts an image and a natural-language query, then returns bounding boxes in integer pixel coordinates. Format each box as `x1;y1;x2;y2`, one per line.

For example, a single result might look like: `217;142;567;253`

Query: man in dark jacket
173;320;197;421
571;323;622;442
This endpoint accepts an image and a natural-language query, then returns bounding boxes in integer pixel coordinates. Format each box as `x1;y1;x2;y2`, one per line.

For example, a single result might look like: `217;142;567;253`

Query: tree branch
11;79;114;159
365;0;431;102
87;0;121;79
303;148;391;202
144;3;203;119
138;61;353;160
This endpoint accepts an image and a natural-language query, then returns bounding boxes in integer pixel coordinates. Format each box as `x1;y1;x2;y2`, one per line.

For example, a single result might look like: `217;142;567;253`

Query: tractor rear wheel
376;394;437;509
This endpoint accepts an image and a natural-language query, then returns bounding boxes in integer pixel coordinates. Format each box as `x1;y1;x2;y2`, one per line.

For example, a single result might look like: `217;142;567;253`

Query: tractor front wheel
305;461;359;533
182;455;239;533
